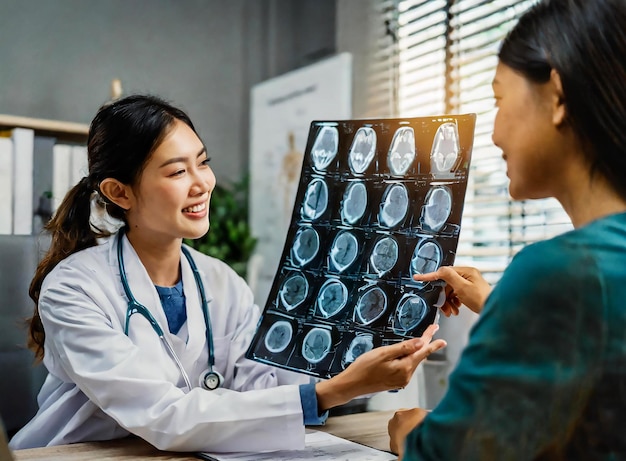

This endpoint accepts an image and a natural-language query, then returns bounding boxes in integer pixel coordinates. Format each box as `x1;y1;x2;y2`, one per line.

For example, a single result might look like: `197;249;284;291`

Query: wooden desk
12;410;395;460
318;409;394;452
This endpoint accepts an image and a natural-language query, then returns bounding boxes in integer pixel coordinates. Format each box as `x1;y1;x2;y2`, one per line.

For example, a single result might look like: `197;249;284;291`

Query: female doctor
10;95;445;452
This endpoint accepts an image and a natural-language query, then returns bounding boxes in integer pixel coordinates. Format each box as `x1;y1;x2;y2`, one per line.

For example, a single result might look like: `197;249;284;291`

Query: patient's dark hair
499;0;626;199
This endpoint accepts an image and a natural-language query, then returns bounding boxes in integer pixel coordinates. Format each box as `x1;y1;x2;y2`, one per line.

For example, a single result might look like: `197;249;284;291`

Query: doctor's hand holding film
413;266;492;316
315;323;446;411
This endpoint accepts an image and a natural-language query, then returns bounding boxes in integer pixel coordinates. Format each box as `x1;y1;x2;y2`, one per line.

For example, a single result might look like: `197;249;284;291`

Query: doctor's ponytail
28;176;103;360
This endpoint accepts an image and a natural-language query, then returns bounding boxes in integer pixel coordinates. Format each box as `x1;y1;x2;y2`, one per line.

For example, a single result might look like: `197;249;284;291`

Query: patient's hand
414;266;491;315
388;407;429;460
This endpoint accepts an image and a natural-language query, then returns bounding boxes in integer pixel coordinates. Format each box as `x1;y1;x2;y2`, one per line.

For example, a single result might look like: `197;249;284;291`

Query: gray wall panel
0;0;336;183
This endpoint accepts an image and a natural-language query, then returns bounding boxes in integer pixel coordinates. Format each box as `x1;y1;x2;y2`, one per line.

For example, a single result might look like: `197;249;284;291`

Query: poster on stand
248;53;352;306
247;114;477;379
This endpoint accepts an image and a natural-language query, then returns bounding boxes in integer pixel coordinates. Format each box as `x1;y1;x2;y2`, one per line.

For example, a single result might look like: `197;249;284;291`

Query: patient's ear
99;178;132;211
550;69;566;127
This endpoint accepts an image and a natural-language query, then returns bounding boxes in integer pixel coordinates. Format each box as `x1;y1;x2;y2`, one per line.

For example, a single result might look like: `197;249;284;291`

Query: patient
388;0;626;459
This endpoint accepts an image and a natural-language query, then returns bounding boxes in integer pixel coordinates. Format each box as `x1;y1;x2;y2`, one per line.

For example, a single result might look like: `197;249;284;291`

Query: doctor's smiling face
99;114;216;248
125;119;216;244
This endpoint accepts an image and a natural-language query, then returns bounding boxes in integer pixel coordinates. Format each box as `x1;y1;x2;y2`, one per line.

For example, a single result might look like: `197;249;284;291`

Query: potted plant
184;175;257;279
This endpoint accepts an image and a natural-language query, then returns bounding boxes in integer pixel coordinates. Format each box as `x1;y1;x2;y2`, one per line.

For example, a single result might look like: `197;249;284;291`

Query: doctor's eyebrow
158;148;207;168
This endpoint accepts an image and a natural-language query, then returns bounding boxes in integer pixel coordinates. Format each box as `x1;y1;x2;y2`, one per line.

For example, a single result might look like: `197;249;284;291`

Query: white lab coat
10;232;308;452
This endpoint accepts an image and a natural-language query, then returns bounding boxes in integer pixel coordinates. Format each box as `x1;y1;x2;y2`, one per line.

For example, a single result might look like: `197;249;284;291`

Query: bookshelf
0;114;90;432
0;114;89;144
0;114;89;236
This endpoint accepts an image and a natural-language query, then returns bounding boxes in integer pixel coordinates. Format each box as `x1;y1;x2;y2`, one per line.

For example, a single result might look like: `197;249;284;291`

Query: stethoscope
117;230;224;391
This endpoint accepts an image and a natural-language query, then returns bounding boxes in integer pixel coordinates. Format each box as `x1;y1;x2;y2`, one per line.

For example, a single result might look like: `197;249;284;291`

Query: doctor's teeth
183;203;206;213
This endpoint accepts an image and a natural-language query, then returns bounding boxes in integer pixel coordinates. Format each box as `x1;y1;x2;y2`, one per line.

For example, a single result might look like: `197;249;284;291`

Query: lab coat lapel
112;233;184;387
111;234;211;386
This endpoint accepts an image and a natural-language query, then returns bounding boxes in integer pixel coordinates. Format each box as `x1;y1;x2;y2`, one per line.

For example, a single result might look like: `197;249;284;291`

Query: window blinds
387;0;573;283
363;0;399;118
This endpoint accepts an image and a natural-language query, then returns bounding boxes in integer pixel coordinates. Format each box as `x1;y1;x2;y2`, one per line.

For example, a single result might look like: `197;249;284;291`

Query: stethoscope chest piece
200;369;224;391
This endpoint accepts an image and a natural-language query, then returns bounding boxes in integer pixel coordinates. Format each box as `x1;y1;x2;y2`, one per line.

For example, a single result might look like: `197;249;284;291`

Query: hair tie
89;191;125;234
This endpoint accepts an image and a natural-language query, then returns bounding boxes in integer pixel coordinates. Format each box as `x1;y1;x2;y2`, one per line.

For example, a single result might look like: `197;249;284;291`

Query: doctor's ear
99;178;132;211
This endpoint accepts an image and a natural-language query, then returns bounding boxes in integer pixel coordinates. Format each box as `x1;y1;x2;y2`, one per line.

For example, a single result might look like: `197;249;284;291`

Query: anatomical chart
246;115;476;379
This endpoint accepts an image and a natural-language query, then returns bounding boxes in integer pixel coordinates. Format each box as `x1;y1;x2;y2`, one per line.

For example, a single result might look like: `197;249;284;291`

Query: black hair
28;94;197;360
499;0;626;198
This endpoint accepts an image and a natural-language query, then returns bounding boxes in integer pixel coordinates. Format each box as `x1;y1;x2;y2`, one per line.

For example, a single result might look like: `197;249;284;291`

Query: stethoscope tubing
181;245;217;371
117;229;219;391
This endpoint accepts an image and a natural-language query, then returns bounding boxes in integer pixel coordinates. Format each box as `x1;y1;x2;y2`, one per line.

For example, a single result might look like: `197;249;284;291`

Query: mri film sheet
247;115;476;379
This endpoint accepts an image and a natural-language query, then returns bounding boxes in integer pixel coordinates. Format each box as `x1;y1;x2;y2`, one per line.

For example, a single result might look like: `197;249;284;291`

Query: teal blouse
404;212;626;460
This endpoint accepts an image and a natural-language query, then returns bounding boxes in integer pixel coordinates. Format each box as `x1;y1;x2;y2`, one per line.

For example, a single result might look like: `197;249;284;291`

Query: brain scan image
393;295;428;334
301;178;329;221
311;126;339;171
317;279;349;318
264;320;293;353
340;181;368;225
301;327;332;364
342;333;374;368
279;273;309;311
369;236;399;276
410;239;442;284
329;231;359;272
379;183;409;228
421;186;453;232
291;227;320;267
246;115;475;379
348;127;377;174
387;127;416;176
431;122;460;175
355;286;388;325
